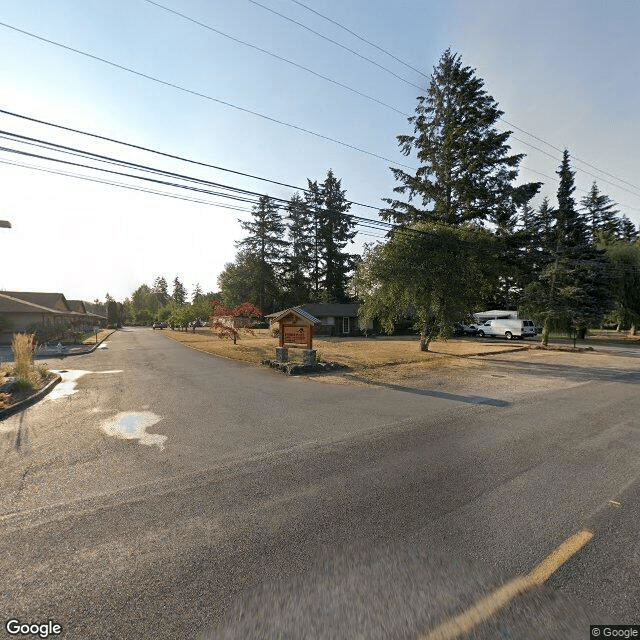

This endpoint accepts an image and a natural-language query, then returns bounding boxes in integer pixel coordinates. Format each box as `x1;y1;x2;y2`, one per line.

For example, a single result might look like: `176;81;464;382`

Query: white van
476;319;537;340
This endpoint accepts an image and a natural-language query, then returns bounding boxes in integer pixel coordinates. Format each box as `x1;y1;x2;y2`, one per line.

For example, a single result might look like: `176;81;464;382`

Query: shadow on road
479;357;640;384
347;377;510;407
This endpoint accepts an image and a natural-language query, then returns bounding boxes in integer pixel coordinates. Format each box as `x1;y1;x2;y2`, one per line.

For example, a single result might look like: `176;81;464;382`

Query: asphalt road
1;328;639;639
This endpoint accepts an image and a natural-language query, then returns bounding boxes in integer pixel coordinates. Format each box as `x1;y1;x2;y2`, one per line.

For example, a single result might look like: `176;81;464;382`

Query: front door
342;316;350;334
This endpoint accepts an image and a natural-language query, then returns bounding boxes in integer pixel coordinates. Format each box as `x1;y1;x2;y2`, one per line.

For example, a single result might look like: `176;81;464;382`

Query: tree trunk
630;324;637;337
420;325;430;351
542;317;550;346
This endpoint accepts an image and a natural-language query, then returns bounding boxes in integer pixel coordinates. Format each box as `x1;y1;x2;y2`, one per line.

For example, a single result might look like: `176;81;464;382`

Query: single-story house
0;291;106;344
267;303;374;337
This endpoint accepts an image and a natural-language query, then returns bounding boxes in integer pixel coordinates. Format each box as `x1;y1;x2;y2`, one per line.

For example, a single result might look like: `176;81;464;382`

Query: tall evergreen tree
382;48;540;227
172;277;187;305
522;150;612;343
282;193;314;305
619;215;638;243
152;276;170;306
304;170;357;303
304;179;324;299
580;182;620;242
316;170;357;302
191;282;203;302
235;195;288;314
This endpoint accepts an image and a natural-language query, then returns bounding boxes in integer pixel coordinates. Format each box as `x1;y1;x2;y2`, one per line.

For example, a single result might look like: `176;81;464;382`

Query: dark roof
66;299;87;314
269;306;320;325
299;303;359;317
2;291;71;312
0;292;66;315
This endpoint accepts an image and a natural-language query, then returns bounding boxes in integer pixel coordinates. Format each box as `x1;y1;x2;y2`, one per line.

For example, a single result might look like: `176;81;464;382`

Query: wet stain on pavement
100;411;166;450
47;370;123;401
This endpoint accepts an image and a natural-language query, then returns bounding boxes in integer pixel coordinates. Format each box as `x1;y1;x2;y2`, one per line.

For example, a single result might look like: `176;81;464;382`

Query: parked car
453;323;479;336
476;319;536;340
152;322;164;329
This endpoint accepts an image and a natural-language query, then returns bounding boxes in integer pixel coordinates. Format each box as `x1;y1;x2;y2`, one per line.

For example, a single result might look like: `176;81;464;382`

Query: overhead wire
286;0;430;80
0;131;495;248
0;21;414;170
0;158;257;213
0;108;381;211
245;0;424;91
254;2;640;199
140;0;410;118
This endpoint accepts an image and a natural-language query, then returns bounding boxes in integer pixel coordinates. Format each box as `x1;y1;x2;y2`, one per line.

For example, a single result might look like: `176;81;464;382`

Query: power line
0;108;383;211
140;0;409;118
0;129;285;203
502;117;640;194
246;0;424;91
0;21;414;170
0;158;256;213
266;4;640;198
0;136;398;233
0;136;483;245
287;0;429;80
506;132;640;200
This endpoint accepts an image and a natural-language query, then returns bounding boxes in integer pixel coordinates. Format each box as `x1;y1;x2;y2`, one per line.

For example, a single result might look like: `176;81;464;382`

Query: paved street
1;328;639;639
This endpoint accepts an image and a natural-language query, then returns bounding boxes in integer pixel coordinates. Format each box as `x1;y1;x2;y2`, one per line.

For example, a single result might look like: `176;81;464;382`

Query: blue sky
1;0;639;301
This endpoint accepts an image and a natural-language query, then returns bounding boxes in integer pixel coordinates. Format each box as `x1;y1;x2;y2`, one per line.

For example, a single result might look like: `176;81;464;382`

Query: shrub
11;333;34;380
13;377;36;392
0;392;9;409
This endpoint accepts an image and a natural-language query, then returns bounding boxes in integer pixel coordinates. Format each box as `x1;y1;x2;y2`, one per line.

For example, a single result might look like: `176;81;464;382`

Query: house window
342;316;350;334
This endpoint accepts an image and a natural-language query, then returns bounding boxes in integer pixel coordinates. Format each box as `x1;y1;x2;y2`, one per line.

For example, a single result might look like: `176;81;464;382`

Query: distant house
0;291;106;344
266;303;374;337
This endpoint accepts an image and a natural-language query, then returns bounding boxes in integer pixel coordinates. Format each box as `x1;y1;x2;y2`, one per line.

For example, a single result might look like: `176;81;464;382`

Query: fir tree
235;195;288;314
304;170;357;303
153;276;170;306
172;277;187;305
282;193;314;305
580;182;620;242
316;170;357;302
191;282;203;302
382;48;540;227
522;151;612;343
618;215;638;243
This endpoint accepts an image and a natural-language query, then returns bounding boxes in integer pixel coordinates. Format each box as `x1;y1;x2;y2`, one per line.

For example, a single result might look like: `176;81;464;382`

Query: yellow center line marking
420;529;593;640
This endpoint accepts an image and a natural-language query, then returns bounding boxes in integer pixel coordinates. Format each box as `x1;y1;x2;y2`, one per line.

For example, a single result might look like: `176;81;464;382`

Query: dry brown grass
11;333;35;380
160;328;527;370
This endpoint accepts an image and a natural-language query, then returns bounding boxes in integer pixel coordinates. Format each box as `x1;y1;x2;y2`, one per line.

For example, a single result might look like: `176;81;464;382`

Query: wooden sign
274;307;317;350
283;325;309;346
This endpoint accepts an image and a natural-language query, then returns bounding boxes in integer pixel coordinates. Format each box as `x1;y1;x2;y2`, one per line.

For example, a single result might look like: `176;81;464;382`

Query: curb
34;329;117;360
0;374;62;421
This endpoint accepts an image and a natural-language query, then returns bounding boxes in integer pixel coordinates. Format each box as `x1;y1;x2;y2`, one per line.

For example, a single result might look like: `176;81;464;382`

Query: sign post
270;307;320;364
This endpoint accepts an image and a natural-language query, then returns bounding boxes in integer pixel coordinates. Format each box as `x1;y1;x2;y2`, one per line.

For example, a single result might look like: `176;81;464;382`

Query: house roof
299;303;359;317
2;291;71;312
66;299;87;314
269;306;320;325
0;292;67;315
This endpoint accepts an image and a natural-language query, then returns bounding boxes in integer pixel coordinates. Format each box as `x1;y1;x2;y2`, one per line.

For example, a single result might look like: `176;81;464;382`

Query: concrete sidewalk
0;331;114;365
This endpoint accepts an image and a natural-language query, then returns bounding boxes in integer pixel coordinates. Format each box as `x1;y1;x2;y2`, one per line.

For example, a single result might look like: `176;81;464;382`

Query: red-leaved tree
209;301;262;344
